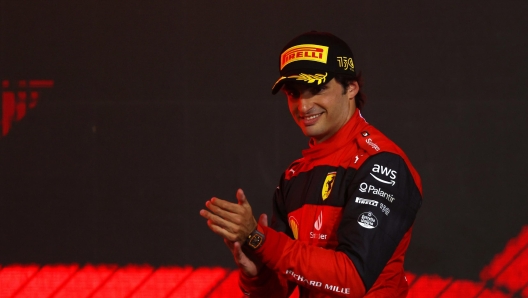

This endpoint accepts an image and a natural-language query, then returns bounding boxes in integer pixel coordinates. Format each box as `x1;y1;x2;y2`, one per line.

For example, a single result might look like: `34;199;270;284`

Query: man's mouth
300;112;324;125
301;113;323;120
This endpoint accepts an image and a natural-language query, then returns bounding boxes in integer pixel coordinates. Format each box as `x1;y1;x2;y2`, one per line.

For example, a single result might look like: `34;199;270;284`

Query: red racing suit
240;109;423;297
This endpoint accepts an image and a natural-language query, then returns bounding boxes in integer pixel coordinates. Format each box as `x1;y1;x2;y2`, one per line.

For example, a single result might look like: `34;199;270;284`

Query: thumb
258;213;268;227
233;241;245;261
223;238;235;252
236;188;249;206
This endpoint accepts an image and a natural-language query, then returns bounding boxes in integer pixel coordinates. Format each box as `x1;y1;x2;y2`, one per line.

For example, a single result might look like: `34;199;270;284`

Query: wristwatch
246;226;265;249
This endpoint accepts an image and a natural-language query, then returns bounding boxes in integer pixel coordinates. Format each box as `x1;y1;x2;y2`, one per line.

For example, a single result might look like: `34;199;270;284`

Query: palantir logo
359;183;368;192
1;80;54;137
358;182;396;203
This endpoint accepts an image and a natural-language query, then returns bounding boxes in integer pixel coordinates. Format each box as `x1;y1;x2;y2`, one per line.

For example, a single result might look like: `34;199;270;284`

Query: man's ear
347;81;359;100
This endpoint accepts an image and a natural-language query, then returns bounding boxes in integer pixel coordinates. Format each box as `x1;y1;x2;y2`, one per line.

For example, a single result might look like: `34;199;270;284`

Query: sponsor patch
355;197;379;207
325;284;351;295
322;171;336;201
311;211;327;239
370;164;397;186
358;182;396;203
289;216;299;239
366;138;380;151
372;164;397;180
358;212;378;229
310;231;327;240
380;203;390;216
280;44;329;69
314;211;323;230
336;56;354;71
286;269;323;288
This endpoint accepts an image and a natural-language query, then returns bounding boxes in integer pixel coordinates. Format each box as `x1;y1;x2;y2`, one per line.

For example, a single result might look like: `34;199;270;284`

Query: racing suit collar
302;109;368;160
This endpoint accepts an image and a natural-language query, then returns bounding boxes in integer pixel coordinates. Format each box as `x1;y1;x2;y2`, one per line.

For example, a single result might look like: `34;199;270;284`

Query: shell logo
288;216;299;240
322;171;337;201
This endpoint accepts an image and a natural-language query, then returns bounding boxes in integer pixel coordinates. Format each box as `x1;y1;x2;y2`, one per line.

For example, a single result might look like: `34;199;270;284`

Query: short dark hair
334;73;366;110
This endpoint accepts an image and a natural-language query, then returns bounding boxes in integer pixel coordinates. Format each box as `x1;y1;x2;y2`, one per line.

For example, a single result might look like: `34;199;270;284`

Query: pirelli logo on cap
280;44;329;70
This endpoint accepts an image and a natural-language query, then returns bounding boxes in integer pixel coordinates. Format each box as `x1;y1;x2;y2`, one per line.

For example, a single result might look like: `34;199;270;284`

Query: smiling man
282;78;357;144
200;31;423;297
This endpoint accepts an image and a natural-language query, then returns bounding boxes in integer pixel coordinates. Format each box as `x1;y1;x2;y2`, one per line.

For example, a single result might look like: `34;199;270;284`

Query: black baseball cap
271;31;356;94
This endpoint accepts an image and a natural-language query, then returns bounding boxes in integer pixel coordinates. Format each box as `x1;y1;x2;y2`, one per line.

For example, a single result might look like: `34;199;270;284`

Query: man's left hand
200;189;258;243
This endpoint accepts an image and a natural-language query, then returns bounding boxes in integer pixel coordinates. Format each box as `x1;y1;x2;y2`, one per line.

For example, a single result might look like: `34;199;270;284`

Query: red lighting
480;226;528;294
1;91;15;136
29;80;54;88
0;226;526;297
1;79;53;137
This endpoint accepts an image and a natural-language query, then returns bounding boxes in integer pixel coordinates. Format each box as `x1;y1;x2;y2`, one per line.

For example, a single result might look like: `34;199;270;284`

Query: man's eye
311;86;324;94
285;90;299;98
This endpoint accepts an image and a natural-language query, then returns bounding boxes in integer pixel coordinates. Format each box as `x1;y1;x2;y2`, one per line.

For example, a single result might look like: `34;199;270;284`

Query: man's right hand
224;213;268;277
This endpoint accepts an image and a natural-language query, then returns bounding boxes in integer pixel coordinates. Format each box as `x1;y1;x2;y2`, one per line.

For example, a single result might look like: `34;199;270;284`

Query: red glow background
1;225;526;297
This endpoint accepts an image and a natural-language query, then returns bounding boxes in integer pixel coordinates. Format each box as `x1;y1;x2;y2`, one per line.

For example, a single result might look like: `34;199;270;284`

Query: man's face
282;78;358;143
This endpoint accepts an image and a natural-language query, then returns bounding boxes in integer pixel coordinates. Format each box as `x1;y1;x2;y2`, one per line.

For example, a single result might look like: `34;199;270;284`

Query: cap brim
271;71;334;95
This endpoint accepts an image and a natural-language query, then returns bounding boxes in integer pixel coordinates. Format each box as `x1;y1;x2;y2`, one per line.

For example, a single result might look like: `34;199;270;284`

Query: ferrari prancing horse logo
322;171;337;201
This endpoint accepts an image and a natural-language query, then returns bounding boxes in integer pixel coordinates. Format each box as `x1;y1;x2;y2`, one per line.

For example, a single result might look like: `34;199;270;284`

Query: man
200;31;422;297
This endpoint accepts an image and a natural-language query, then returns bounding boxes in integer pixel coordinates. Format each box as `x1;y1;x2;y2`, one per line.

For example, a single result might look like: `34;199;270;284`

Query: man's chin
303;129;323;141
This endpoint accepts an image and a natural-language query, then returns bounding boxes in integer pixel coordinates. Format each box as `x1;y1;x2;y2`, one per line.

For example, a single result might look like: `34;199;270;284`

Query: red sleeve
253;226;366;297
238;264;296;297
238;181;297;297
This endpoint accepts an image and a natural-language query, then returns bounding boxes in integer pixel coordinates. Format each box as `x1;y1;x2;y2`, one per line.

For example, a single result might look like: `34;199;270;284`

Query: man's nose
297;96;313;113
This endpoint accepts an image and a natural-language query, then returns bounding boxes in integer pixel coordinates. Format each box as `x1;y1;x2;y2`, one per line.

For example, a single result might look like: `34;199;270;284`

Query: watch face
249;234;263;248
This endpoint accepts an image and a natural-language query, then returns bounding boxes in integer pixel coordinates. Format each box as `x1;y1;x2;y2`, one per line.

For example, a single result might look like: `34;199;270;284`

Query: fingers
201;189;257;243
205;192;253;226
233;241;244;262
208;220;240;242
223;239;245;265
205;200;238;222
223;238;235;252
224;239;246;264
236;189;249;206
209;197;241;214
258;213;268;227
233;241;261;277
208;189;251;215
206;199;250;229
199;209;240;242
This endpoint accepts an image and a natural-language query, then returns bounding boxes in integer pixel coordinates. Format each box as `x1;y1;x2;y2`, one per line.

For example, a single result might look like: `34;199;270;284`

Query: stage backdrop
1;0;527;297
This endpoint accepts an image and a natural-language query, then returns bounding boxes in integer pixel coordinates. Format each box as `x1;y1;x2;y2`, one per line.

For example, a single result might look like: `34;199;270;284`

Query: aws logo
322;171;336;201
289;216;299;240
370;164;397;186
1;79;54;137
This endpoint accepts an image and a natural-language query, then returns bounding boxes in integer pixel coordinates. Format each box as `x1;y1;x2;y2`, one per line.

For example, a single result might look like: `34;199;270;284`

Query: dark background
1;0;527;282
